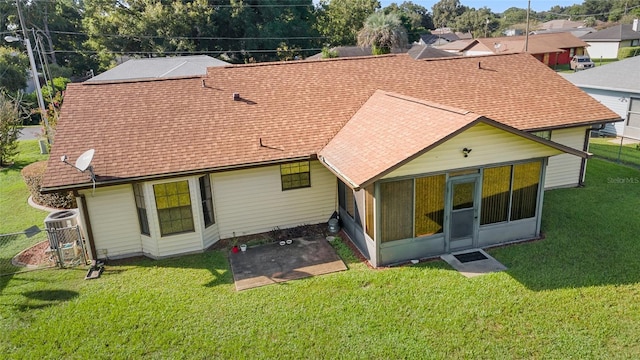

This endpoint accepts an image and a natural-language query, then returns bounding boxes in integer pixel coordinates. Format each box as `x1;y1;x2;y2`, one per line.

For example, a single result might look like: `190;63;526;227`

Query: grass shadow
490;159;640;291
104;250;234;288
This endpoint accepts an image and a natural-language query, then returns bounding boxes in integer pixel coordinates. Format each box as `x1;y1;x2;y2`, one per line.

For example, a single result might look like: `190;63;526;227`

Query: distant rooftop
581;24;640;41
306;46;407;60
86;55;229;82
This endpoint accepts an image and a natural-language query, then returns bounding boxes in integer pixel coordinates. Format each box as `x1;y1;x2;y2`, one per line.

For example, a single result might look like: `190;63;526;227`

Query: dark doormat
454;251;487;263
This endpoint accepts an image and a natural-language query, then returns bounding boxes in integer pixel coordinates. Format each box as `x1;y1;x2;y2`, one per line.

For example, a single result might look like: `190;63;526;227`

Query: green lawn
1;157;639;358
0;141;50;274
590;137;640;167
0;140;50;234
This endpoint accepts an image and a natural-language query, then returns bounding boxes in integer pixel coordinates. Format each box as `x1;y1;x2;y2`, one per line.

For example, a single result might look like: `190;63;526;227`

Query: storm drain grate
453;251;488;263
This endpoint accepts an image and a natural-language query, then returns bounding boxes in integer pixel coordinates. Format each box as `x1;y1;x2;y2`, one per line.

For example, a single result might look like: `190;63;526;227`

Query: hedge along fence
618;46;640;59
21;160;77;209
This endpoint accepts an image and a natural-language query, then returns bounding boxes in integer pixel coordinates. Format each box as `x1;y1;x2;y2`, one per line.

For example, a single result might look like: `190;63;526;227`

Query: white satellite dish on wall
75;149;95;172
61;148;97;188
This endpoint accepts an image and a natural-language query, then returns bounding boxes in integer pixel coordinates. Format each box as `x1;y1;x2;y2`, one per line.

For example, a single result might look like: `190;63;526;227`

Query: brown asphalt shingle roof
43;53;619;190
477;32;589;54
319;90;482;187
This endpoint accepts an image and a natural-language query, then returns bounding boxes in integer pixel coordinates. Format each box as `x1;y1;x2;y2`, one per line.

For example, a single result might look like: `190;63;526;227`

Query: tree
582;0;613;21
315;0;381;46
357;12;408;55
431;0;465;29
4;0;89;76
453;7;497;38
500;7;529;27
384;1;434;42
0;46;29;94
0;93;21;167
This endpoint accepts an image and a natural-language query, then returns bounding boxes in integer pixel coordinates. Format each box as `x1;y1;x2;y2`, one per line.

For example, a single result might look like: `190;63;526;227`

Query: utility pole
14;0;50;143
524;0;531;52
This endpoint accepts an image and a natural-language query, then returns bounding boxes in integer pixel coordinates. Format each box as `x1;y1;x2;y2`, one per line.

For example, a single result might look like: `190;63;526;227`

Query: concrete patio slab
228;237;347;291
440;249;507;278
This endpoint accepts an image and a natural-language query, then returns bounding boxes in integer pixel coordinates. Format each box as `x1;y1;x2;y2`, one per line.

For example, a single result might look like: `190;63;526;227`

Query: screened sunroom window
481;166;511;225
379;179;413;242
154;180;195;236
414;174;445;237
365;185;375;239
510;162;541;220
481;161;542;225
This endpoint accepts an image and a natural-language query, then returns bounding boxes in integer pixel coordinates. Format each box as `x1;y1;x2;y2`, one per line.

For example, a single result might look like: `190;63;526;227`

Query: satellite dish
75;149;95;172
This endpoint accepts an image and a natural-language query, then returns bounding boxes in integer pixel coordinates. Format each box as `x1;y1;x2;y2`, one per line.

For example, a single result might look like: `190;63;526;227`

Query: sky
379;1;582;13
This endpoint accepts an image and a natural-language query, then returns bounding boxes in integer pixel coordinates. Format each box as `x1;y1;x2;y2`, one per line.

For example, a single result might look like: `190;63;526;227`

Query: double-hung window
154;180;195;236
280;161;310;190
199;175;215;227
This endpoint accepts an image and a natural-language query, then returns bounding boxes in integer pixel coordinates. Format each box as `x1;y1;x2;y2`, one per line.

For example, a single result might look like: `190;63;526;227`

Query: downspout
578;124;606;186
74;191;97;260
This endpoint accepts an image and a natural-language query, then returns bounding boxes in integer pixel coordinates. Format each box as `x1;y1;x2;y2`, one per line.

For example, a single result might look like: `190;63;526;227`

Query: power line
46;48;324;55
47;30;327;41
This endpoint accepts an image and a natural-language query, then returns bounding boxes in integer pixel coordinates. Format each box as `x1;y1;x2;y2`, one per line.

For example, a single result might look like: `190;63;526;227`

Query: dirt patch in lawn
13;240;56;268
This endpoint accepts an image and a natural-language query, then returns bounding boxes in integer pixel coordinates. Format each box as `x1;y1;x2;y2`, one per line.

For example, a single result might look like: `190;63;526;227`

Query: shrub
21;160;77;209
618;46;640;59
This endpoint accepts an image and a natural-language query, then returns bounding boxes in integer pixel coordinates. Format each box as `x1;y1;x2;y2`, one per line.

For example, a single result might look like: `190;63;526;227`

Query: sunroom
319;91;588;267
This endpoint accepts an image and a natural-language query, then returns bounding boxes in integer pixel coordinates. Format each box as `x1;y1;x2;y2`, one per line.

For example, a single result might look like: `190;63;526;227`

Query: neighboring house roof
538;20;585;30
436;39;478;52
318;90;586;189
43;53;619;191
407;44;458;59
477;32;588;55
563;55;640;93
419;33;460;45
86;55;229;82
531;27;596;38
306;46;406;60
580;24;640;42
456;32;473;40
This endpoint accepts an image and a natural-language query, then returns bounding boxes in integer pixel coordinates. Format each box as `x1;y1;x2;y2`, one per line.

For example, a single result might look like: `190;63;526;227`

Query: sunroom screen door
448;177;478;251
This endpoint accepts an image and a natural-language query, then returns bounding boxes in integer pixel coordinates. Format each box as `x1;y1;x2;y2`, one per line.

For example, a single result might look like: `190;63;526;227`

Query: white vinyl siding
146;177;205;258
579;88;630;136
212;160;336;239
585;42;621;59
545;127;587;189
383;123;563;179
81;185;142;259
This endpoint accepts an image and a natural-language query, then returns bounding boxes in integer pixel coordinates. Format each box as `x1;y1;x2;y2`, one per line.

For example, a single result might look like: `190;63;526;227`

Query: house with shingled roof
581;21;640;59
438;32;589;67
563;55;640;139
42;53;620;267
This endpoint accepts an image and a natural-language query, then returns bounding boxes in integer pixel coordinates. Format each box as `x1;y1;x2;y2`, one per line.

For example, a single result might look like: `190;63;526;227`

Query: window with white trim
280;161;310;190
154;180;194;236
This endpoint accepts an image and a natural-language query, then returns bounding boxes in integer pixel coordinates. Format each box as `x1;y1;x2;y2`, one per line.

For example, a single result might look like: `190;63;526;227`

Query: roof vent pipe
478;61;481;69
233;92;240;101
633;19;639;32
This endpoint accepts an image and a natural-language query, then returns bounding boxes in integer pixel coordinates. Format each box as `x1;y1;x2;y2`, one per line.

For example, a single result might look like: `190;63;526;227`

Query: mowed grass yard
1;142;640;358
590;137;640;167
